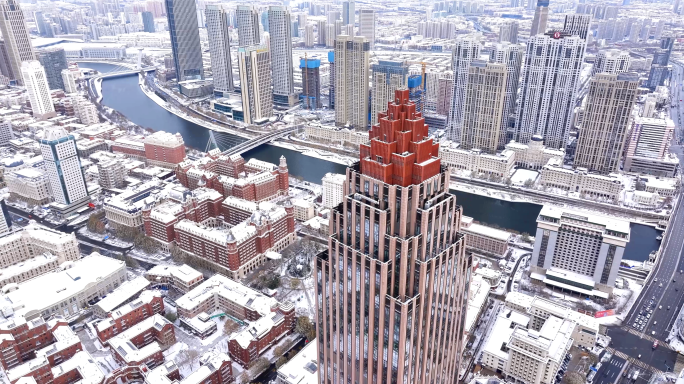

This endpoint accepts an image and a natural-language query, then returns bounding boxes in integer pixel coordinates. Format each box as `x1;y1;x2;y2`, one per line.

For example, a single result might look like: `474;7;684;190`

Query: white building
6;168;52;205
268;6;296;106
540;158;624;203
439;141;516;179
61;69;78;93
592;49;631;76
358;9;375;48
144;264;204;293
304;123;369;147
505;136;565;170
322;173;346;209
73;97;99;125
447;35;482;143
334;35;370;130
92;276;151;318
97;158;126;189
530;205;630;296
514;33;586;149
0;0;35;85
236;5;260;47
205;4;234;97
104;179;163;229
237;45;273;125
39;126;89;206
292;199;314;221
276;338;318;384
624;117;678;177
21;61;56;120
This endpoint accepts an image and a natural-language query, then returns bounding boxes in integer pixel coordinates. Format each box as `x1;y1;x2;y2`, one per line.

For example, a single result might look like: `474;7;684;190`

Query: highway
594;355;628;384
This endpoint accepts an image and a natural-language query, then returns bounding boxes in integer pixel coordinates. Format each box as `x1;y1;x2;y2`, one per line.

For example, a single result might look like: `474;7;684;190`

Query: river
79;62;662;263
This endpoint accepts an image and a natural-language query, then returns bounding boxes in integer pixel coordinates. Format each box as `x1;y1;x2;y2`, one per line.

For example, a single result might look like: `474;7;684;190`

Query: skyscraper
0;198;10;235
563;14;592;39
300;56;321;109
304;24;315;47
328;50;335;109
268;6;296;106
675;0;682;15
574;72;638;174
460;61;507;152
21;61;56;120
447;35;482;143
237;45;273;124
530;0;549;36
0;0;35;85
370;60;408;125
205;4;234;96
165;0;203;82
342;0;354;25
142;11;155;32
40;126;89;205
316;88;470;384
236;5;260;47
592;49;630;76
317;20;327;46
326;23;336;47
490;43;523;145
62;69;78;93
35;11;49;37
499;21;518;43
358;9;375;47
334;35;369;130
515;32;586;149
36;48;67;90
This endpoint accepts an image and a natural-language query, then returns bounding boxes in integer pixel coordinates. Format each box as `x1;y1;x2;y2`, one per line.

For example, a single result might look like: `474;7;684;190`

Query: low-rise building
540;158;623;203
321;173;346;209
304;123;369;147
632;191;658;206
439;142;515;179
465;275;490;337
112;136;147;162
505;136;565;170
292;199;314;221
97;159;126;189
145;350;233;384
95;290;165;344
275;338;317;384
144;132;186;169
76;138;107;158
104;179;164;229
0;316;66;370
0;253;59;289
144;264;204;293
6;169;52;206
92;276;151;318
460;216;513;257
109;314;175;369
644;177;678;197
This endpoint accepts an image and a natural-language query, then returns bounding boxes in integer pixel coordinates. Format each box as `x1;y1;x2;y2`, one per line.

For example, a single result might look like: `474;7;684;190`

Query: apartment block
95;291;165;343
109;314;175;369
93;276;151;318
439;142;516;179
460;61;507;152
540;158;624;202
461;216;513;257
144;131;186;168
144;264;204;293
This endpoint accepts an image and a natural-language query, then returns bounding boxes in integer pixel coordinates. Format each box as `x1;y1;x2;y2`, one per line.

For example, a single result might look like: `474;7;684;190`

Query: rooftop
94;276;151;315
277;339;318;384
146;264;203;284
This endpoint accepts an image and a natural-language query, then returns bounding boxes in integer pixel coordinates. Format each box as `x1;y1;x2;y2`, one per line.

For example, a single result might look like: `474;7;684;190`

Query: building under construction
300;55;322;109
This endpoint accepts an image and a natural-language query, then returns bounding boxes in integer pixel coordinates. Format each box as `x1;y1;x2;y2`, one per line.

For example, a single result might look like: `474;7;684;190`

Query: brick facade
96;293;165;344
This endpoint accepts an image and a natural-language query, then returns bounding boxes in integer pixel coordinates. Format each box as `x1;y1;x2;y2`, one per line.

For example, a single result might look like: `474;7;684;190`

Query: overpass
208;125;300;156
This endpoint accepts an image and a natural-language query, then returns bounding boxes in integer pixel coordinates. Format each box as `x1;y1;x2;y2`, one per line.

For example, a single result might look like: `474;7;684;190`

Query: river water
80;62;662;263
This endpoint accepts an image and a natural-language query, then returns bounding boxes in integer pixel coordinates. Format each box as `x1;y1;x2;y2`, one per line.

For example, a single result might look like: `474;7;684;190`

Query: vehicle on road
653;340;659;349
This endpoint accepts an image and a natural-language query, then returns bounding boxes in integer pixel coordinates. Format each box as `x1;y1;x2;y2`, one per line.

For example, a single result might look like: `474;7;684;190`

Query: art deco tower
316;89;471;384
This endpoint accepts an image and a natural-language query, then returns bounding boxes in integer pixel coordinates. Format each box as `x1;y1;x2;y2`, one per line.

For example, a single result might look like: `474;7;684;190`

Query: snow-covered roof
108;314;169;363
94;276;151;315
51;351;105;384
537;205;630;237
463;222;512;242
95;290;161;332
276;339;318;384
145;264;202;285
231;311;283;349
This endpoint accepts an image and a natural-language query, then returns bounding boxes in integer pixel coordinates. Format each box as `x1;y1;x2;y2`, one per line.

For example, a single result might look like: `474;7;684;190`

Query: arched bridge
208;125;300;156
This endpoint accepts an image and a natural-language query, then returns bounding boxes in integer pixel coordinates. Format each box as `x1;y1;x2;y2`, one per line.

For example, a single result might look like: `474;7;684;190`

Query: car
660;305;663;309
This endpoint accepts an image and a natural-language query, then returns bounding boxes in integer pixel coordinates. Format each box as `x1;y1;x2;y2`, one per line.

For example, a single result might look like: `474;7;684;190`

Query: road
594;355;628;384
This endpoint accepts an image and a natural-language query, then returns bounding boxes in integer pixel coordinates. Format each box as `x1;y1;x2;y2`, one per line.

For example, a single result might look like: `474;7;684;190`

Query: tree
187;349;199;369
523;179;534;188
223;319;239;335
504;178;512;187
563;372;585;384
248;357;270;376
295;316;316;341
164;312;177;323
87;211;106;234
290;279;301;290
276;356;288;368
521;232;531;243
266;275;281;290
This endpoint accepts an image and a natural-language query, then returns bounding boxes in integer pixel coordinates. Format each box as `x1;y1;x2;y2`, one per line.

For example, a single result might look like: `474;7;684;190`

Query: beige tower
575;72;639;173
0;0;35;85
334;35;370;130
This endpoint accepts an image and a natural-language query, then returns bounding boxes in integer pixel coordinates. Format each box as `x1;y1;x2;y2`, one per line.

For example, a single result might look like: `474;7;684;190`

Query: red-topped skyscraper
315;89;471;384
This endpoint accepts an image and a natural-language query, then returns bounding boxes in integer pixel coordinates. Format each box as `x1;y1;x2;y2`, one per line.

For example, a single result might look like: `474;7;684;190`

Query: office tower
316;88;470;384
499;21;518;43
574;73;638;174
592;50;630;76
327;10;340;24
268;6;296;106
0;0;35;85
490;43;523;143
624;117;677;176
326;24;335;47
236;5;260;47
530;0;549;36
0;198;10;235
237;45;272;125
639;19;650;40
0;40;12;81
370;60;408;125
657;35;674;64
21;61;56;120
436;70;453;115
40;126;89;205
605;6;618;19
297;13;307;27
317;20;327;45
142;11;155;32
526;0;536;10
654;19;665;40
423;71;440;112
328;51;335;109
334;19;343;36
36;48;67;91
165;0;203;82
343;23;354;36
447;35;482;143
563;14;591;39
300;56;321;109
147;0;164;17
531;206;629;293
205;4;234;97
62;69;78;93
334;35;369;130
261;10;268;33
342;0;354;25
460;61;507;152
515;32;586;149
358;9;375;47
647;65;670;90
629;22;640;42
304;24;315;47
35;11;49;37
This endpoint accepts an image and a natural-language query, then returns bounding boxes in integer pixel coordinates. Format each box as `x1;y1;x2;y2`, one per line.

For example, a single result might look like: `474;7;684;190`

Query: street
594;355;628;384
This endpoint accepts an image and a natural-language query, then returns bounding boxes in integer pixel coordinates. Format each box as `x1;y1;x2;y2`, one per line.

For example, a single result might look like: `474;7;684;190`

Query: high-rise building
563;14;591;39
328;50;335;109
237;45;273;125
62;69;78;93
40;126;89;205
0;120;12;146
321;172;345;208
436;70;454;116
316;88;470;384
592;49;630;76
304;23;315;47
36;48;67;90
358;9;375;47
236;5;260;47
515;32;586;149
142;11;155;32
574;72;638;174
447;35;482;142
325;23;336;47
370;60;408;125
530;0;549;36
300;56;321;109
675;0;682;15
268;6;295;107
98;159;126;189
165;0;203;82
21;61;56;120
624;117;677;176
327;10;340;24
334;35;369;130
499;21;518;43
342;0;354;25
460;61;507;152
317;20;326;45
0;198;10;235
0;0;35;85
35;11;49;37
205;4;233;97
490;43;523;142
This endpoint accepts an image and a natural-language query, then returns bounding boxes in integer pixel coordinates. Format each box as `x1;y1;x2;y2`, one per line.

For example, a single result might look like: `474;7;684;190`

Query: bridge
84;64;156;102
207;125;300;156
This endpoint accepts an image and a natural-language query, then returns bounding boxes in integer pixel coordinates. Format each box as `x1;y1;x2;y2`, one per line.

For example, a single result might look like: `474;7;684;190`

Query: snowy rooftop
463;222;512;242
505;291;535;309
94;276;151;315
108;314;169;362
277;339;318;384
474;267;501;280
538;205;630;236
245;158;277;172
149;201;184;224
0;253;57;281
95;290;161;332
51;351;104;384
231;311;283;349
510;169;539;185
466;276;490;334
146;264;202;284
482;310;530;361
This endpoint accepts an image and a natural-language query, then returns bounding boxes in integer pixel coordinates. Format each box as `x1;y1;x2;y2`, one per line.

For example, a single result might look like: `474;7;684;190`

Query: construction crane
406;61;436;112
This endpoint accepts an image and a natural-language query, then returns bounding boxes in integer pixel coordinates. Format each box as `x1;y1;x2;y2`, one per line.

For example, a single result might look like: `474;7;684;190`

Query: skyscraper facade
574;72;638;173
142;11;155;32
563;14;591;39
300;56;321;109
334;35;369;130
205;4;234;96
316;88;470;384
499;21;518;43
236;5;260;47
370;60;408;125
447;35;482;143
317;20;327;45
36;48;67;90
21;61;56;120
0;0;35;85
592;49;630;76
358;9;375;47
515;32;586;149
490;43;523;143
237;45;273;124
328;50;335;109
40;126;89;205
342;0;354;25
460;61;507;152
269;6;296;106
165;0;204;82
530;0;549;36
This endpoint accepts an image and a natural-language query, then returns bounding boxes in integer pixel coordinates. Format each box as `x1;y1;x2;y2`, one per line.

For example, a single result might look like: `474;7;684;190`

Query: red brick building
112;136;147;162
145;351;232;384
95;291;165;344
109;314;176;369
144;132;186;168
0;317;64;370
